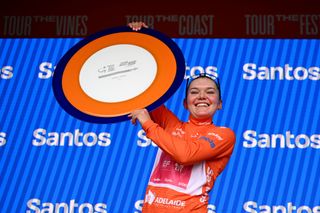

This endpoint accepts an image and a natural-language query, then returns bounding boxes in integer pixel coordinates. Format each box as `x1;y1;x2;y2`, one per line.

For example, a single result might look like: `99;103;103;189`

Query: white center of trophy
79;44;157;103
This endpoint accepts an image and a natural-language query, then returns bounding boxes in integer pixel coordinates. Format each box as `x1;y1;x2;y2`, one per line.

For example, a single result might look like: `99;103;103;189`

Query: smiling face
184;77;222;120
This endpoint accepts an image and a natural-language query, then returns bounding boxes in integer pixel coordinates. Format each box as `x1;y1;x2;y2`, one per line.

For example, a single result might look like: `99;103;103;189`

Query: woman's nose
198;91;205;99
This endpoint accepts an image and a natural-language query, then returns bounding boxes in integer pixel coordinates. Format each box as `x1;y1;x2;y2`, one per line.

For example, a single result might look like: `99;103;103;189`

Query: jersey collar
188;115;213;126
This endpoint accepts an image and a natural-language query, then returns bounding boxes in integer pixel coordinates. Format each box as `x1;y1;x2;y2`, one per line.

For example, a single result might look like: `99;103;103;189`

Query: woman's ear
183;99;188;109
218;100;223;110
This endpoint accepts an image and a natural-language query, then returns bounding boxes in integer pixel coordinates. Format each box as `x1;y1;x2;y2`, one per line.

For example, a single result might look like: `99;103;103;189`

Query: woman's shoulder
210;125;236;141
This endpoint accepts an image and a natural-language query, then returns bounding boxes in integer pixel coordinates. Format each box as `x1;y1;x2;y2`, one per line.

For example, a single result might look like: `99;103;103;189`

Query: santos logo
26;198;107;213
184;65;218;79
38;62;56;79
37;63;219;80
243;130;320;149
243;201;320;213
32;128;111;147
137;129;157;147
1;65;13;79
0;132;7;146
243;63;320;80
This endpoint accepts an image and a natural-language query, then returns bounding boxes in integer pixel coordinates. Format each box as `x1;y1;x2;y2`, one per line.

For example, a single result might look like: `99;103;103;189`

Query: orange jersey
141;105;236;213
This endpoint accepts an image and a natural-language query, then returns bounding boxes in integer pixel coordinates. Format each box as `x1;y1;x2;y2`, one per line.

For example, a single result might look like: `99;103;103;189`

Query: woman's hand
128;21;148;31
128;109;151;125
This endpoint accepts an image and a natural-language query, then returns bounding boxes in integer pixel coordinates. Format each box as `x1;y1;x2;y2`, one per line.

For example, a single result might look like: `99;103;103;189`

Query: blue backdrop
0;38;319;212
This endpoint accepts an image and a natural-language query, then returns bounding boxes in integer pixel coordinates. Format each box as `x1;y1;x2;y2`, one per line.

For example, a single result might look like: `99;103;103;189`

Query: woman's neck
188;115;213;126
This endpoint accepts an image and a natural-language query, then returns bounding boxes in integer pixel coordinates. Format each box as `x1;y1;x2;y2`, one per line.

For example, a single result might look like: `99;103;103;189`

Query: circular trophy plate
52;26;185;123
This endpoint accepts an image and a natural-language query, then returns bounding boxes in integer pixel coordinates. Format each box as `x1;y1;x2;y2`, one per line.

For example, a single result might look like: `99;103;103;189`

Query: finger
137;22;146;30
131;117;137;125
128;22;138;31
128;113;136;125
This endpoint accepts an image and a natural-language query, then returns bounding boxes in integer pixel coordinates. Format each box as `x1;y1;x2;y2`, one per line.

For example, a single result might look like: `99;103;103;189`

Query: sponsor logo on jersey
145;190;186;208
